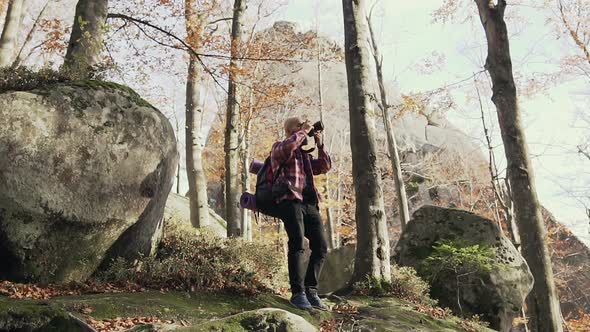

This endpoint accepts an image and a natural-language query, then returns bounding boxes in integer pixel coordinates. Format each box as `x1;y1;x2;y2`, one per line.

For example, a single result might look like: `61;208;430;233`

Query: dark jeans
277;200;328;294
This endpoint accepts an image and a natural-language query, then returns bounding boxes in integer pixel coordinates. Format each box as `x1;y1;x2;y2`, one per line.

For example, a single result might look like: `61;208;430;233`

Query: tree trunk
366;13;410;230
317;32;336;249
474;1;563;331
342;0;391;283
240;117;252;241
0;0;25;67
185;0;209;228
185;57;210;228
334;133;344;249
12;0;50;68
63;0;108;75
224;0;246;238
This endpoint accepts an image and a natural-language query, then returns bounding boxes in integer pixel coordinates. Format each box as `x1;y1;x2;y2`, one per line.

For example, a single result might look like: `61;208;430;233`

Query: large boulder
164;192;227;237
394;205;533;330
0;81;178;283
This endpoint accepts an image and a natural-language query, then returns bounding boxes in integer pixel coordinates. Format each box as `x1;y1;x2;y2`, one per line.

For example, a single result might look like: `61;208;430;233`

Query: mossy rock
0;291;492;332
0;80;178;283
181;308;317;332
0;297;82;331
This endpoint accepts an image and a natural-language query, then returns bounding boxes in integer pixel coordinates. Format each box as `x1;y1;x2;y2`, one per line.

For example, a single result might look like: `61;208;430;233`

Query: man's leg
302;204;328;292
278;200;306;295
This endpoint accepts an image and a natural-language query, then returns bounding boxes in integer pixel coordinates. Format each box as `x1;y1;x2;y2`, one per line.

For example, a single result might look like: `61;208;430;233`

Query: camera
307;121;324;137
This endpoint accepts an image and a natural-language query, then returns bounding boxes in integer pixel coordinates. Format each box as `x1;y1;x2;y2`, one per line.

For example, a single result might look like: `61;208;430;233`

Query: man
271;117;331;310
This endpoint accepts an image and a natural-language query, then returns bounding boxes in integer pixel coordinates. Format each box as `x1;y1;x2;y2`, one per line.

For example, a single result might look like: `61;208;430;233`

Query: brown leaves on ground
320;303;359;332
412;303;452;320
0;280;144;300
85;316;174;332
331;303;358;315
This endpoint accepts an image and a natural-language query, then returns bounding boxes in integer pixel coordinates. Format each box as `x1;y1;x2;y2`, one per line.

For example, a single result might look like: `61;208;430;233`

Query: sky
277;0;590;245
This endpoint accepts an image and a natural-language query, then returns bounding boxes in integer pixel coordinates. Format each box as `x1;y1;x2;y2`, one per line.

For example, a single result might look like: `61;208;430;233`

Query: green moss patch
0;291;492;331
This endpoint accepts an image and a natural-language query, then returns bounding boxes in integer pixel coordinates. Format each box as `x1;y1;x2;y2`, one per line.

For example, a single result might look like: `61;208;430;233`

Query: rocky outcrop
309;244;355;294
544;208;590;320
164;192;227;237
394;205;533;330
0;81;178;283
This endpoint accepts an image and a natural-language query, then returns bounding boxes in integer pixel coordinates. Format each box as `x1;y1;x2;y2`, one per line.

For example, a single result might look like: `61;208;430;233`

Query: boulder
393;205;533;330
195;308;317;332
164;193;227;237
312;244;355;294
0;81;178;283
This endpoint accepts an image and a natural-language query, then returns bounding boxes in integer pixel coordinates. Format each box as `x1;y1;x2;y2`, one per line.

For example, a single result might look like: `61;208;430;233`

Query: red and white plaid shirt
271;130;331;203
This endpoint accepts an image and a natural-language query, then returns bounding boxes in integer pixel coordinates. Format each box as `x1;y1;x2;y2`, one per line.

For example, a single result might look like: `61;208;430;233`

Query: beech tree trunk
366;13;410;230
317;34;337;249
324;133;336;249
12;0;50;68
63;0;108;75
474;1;563;331
342;0;391;284
224;0;246;238
240;117;252;241
185;0;209;228
0;0;25;67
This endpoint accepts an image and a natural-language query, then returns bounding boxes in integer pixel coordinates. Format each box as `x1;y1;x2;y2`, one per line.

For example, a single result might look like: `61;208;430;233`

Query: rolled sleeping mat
249;159;264;174
240;192;257;211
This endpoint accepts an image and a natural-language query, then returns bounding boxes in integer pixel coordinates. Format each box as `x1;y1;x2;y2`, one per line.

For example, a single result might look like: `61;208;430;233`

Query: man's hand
301;120;313;134
314;131;324;147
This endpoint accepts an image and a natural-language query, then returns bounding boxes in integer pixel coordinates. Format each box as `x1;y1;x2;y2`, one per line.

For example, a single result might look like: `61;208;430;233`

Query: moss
68;80;155;109
0;67;155;110
348;297;492;332
0;292;491;332
0;297;70;331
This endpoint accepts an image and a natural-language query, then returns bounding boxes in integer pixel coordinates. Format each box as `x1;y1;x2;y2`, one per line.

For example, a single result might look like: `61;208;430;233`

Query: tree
342;0;391;284
473;1;563;331
185;0;211;229
224;0;246;238
11;0;50;68
63;0;108;75
366;6;410;230
0;0;25;67
554;0;590;81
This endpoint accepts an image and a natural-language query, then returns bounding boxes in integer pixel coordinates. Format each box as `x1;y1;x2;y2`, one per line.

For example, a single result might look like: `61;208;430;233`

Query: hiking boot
306;290;329;311
290;292;312;310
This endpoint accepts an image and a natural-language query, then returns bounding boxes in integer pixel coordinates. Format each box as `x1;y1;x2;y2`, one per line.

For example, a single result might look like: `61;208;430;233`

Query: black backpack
254;156;287;218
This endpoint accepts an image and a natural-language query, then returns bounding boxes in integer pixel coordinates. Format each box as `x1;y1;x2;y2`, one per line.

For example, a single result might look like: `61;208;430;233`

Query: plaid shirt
271;130;332;203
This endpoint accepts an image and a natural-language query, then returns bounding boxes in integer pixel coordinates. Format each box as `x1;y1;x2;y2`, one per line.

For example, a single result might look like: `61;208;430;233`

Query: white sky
278;0;590;244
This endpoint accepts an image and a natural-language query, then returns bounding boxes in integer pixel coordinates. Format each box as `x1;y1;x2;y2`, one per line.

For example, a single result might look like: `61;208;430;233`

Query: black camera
307;121;324;137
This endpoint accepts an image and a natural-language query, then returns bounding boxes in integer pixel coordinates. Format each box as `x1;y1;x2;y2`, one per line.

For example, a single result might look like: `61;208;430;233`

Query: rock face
311;244;355;294
0;81;178;283
394;205;533;330
164;192;227;237
199;308;317;332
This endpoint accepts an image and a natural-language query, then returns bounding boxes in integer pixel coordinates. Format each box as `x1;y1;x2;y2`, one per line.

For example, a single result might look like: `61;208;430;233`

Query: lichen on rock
0;79;178;283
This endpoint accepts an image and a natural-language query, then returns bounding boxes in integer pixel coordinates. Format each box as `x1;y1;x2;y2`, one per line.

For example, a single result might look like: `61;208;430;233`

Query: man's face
285;117;303;136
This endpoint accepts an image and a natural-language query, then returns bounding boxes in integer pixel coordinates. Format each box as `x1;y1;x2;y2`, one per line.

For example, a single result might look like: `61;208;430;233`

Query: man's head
284;117;304;137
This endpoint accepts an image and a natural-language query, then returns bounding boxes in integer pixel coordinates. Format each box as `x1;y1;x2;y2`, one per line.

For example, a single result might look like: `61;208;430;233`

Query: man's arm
271;130;307;165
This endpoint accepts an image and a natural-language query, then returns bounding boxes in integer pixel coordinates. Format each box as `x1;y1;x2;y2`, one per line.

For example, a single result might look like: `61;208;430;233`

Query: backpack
254;156;286;218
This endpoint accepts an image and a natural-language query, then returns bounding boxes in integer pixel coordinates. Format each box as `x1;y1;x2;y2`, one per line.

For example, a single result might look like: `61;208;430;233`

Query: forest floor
0;289;493;331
